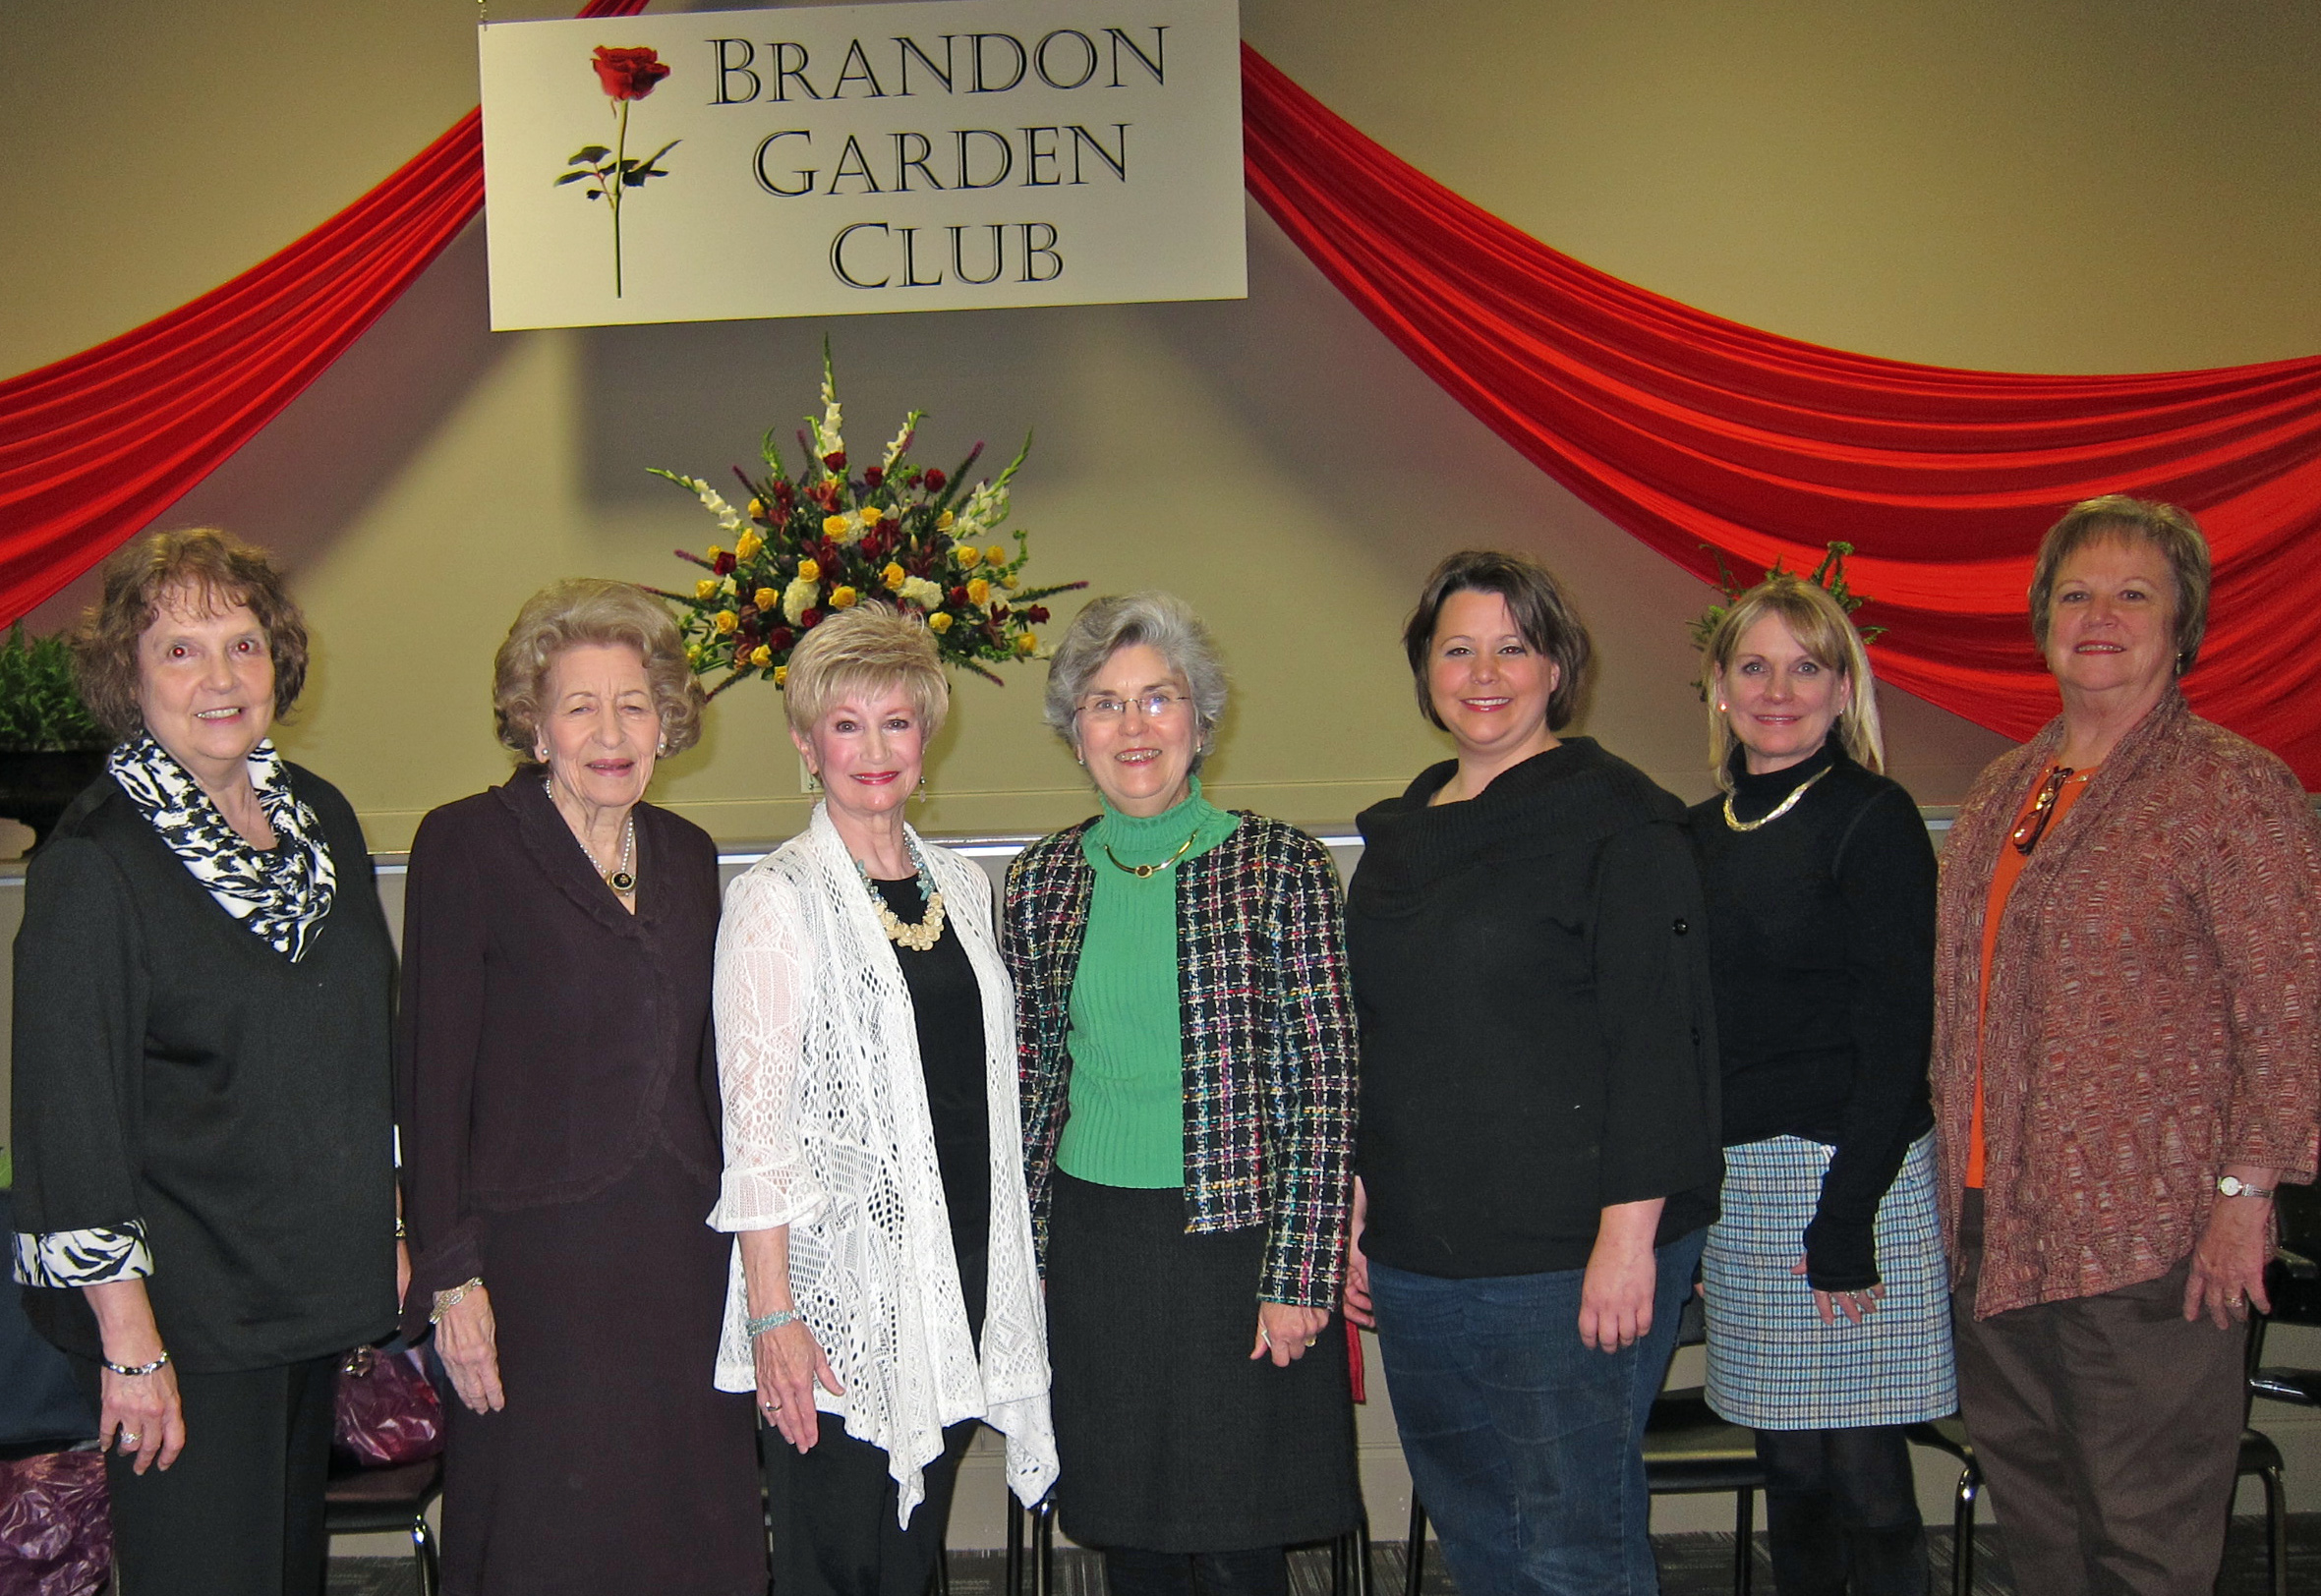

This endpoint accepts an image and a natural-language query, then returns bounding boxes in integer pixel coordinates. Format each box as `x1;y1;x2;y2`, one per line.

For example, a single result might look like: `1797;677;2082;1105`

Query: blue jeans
1370;1228;1707;1596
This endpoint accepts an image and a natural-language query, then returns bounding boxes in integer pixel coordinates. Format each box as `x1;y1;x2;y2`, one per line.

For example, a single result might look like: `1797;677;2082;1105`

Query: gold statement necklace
1101;829;1198;879
1721;765;1831;833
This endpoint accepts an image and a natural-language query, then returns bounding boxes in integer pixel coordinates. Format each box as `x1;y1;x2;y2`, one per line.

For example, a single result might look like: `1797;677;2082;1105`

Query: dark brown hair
1401;549;1593;732
71;528;310;741
2027;494;2211;675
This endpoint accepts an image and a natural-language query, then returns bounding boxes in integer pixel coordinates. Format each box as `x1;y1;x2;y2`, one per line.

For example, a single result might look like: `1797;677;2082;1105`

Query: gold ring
1305;1339;1317;1348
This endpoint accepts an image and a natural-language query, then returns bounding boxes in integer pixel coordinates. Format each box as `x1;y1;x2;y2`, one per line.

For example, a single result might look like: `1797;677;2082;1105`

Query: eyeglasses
2008;766;2076;855
1077;691;1188;723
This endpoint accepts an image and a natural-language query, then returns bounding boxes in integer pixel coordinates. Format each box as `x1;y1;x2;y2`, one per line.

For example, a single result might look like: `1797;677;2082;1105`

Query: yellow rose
831;586;859;608
823;514;852;539
937;510;956;532
695;578;718;601
685;644;704;665
928;612;955;634
986;546;1008;567
775;665;788;687
861;505;885;526
797;558;821;583
748;498;766;520
755;588;779;611
735;530;763;561
1015;631;1039;656
714;610;739;634
706;544;725;561
882;562;906;592
966;578;991;607
750;645;774;668
954;544;982;570
1000;571;1018;590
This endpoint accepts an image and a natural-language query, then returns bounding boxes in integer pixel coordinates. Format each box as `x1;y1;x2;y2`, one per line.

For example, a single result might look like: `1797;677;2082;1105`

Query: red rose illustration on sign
554;45;679;297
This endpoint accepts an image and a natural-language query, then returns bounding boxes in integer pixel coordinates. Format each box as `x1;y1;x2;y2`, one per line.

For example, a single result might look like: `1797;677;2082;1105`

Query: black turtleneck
1684;742;1936;1291
1346;739;1722;1279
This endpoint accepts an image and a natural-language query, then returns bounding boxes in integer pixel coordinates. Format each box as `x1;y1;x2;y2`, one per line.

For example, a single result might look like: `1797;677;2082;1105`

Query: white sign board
479;0;1245;329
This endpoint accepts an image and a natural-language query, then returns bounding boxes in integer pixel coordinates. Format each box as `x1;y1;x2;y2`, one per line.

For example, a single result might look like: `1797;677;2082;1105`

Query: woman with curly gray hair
1004;593;1361;1596
398;579;763;1596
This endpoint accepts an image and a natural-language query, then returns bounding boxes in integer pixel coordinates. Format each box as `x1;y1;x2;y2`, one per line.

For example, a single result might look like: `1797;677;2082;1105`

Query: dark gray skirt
1045;1170;1361;1552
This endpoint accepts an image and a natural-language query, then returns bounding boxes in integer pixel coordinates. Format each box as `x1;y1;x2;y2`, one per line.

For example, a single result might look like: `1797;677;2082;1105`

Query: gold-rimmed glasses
2008;766;2075;855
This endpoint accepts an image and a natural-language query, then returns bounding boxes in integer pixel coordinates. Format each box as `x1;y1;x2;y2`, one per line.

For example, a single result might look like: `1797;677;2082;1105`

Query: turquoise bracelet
745;1308;801;1339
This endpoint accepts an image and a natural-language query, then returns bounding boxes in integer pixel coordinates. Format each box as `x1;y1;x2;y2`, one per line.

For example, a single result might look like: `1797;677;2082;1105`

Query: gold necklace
1721;765;1831;832
1102;829;1198;879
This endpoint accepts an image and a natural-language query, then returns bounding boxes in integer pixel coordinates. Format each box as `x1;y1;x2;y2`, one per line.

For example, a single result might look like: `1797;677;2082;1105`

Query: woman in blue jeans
1343;550;1723;1596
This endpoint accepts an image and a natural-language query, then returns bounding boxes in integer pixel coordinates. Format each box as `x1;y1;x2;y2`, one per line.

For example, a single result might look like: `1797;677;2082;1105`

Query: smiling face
1717;612;1851;776
135;587;276;789
1424;588;1560;764
540;643;662;813
2043;533;2180;707
791;677;927;831
1074;643;1201;819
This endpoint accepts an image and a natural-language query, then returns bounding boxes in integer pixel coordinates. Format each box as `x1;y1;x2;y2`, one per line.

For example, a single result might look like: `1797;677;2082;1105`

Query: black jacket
1346;739;1722;1278
10;767;397;1371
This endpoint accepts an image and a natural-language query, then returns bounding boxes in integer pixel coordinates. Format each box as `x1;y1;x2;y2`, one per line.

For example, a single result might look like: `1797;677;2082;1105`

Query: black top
1684;742;1937;1291
11;767;397;1371
395;776;725;1338
871;874;991;1298
1346;739;1722;1279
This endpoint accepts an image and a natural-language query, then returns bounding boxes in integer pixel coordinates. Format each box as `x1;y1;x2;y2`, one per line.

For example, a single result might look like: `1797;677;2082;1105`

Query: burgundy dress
398;777;762;1596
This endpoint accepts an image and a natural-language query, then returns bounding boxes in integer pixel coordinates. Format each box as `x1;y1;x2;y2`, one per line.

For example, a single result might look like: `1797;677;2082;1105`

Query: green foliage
1687;542;1885;701
0;624;106;751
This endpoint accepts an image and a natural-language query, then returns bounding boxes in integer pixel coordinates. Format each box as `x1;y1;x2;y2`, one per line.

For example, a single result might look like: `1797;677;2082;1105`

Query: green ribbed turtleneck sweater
1056;779;1241;1188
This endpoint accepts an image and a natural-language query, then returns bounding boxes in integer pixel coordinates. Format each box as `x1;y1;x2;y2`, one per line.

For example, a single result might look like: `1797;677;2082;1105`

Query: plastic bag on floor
0;1451;110;1596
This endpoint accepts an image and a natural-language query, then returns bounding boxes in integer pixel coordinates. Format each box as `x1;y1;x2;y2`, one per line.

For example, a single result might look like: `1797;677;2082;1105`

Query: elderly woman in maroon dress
398;580;763;1596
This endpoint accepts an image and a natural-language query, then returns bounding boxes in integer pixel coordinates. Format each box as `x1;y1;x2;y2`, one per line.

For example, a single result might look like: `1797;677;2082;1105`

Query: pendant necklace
1721;765;1830;832
546;777;637;893
856;834;946;951
1102;828;1198;879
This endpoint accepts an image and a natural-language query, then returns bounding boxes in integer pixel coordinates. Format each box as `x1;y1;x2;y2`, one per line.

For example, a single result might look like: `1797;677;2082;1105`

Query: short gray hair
1042;593;1230;770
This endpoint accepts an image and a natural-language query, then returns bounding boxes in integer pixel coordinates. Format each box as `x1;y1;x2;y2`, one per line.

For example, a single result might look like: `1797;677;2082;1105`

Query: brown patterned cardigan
1933;692;2321;1318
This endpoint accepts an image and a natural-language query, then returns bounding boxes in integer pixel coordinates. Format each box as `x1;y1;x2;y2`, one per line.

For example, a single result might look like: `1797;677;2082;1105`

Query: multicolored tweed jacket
1003;813;1358;1309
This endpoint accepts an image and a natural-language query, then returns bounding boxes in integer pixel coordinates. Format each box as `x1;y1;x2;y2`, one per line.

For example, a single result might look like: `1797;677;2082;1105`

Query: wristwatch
2218;1175;2275;1200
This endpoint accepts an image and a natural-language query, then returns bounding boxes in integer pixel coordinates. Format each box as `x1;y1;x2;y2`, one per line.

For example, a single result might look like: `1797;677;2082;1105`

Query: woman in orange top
1931;495;2321;1596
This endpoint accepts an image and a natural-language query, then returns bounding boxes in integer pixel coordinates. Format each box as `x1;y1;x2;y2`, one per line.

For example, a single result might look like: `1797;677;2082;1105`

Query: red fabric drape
0;0;648;626
1242;45;2321;784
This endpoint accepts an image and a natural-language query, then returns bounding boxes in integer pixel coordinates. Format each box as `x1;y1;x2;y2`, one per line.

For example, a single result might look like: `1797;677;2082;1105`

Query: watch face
2221;1177;2245;1197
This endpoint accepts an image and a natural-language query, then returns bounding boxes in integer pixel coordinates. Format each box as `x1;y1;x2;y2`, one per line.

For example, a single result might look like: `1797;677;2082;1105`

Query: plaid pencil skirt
1703;1131;1956;1430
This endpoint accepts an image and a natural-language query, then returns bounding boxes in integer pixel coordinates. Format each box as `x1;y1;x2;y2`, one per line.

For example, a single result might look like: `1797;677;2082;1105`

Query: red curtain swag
6;25;2319;781
0;0;648;629
1241;45;2321;783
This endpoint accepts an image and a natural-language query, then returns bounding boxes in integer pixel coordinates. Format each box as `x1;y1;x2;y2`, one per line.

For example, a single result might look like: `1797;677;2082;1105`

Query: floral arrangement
1687;541;1883;700
554;46;678;298
651;349;1083;696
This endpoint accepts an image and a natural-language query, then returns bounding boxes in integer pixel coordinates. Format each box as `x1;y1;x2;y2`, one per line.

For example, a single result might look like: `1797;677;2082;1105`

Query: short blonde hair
2027;494;2211;675
1703;575;1885;789
493;580;704;758
783;604;949;741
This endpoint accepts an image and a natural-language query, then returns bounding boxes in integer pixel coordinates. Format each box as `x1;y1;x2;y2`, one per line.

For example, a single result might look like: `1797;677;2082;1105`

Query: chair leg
1330;1509;1372;1596
1950;1467;1979;1596
1733;1486;1755;1596
1032;1494;1056;1596
413;1511;441;1596
1403;1497;1428;1596
2263;1461;2288;1596
930;1533;951;1596
1006;1497;1024;1596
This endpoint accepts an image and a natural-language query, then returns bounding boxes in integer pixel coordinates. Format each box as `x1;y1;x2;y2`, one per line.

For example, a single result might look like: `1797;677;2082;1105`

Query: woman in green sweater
1004;593;1361;1596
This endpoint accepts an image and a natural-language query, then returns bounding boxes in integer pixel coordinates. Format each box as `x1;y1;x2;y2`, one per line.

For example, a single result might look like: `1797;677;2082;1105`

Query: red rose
769;627;795;652
713;550;736;575
798;608;823;629
591;46;670;101
949;586;969;607
863;466;884;487
822;451;847;473
922;468;947;491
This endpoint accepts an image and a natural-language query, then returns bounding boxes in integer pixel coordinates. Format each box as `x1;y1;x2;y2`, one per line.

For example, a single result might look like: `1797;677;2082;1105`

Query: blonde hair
493;580;705;759
1703;575;1884;789
783;603;950;741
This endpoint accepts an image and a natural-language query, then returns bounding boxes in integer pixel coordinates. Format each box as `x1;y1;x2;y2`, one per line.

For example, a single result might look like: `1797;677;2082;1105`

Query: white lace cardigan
709;806;1057;1523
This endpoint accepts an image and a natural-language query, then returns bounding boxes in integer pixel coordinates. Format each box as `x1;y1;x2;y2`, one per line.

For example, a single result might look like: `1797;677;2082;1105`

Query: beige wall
37;1;2321;843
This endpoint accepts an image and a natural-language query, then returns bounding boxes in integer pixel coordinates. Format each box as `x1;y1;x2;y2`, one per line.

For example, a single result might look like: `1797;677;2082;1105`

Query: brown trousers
1951;1190;2247;1596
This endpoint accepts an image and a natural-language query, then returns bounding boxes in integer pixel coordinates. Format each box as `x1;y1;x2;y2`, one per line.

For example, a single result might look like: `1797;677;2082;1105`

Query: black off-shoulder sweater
1685;742;1936;1291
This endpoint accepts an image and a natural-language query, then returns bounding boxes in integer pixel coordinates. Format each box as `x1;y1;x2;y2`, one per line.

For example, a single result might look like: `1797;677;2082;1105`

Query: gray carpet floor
328;1515;2321;1595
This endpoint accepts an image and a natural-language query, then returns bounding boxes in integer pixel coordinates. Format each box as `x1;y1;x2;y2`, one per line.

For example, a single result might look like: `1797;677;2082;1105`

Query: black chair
323;1454;444;1596
1898;1415;1980;1596
1007;1495;1373;1596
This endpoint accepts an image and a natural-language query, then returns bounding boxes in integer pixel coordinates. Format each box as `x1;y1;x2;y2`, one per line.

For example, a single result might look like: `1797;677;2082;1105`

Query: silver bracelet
103;1349;170;1378
430;1277;485;1326
745;1308;801;1339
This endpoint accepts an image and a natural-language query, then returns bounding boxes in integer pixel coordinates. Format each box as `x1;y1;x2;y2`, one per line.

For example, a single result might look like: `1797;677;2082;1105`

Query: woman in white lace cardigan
711;604;1056;1596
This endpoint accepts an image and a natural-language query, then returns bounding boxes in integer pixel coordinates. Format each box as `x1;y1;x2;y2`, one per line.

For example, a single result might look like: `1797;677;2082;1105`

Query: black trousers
74;1351;340;1596
763;1416;980;1596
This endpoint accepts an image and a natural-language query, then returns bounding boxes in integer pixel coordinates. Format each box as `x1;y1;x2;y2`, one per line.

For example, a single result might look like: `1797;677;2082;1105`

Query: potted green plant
0;623;110;843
